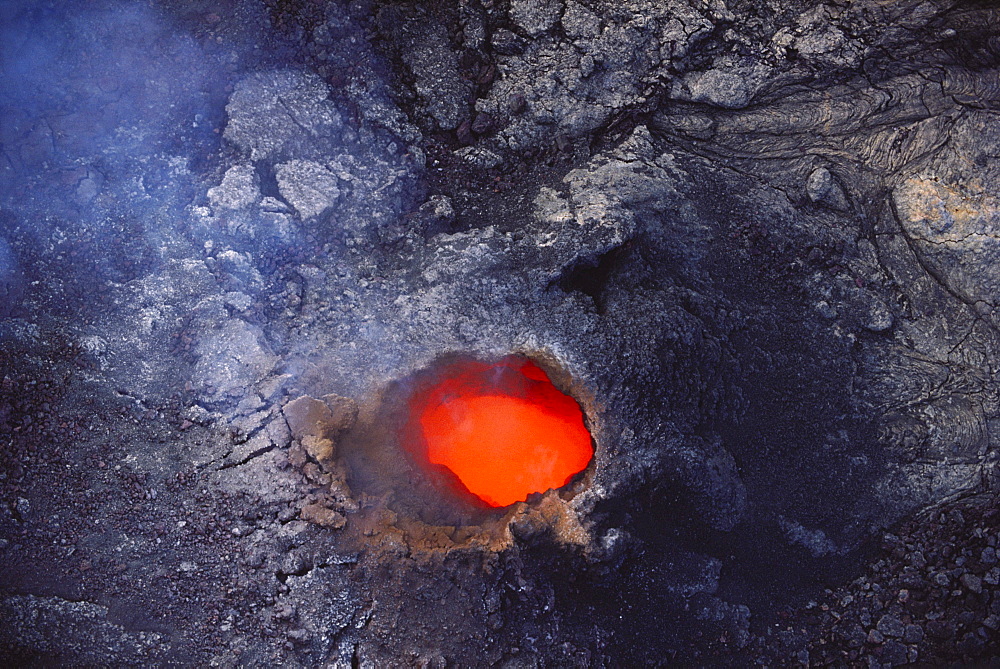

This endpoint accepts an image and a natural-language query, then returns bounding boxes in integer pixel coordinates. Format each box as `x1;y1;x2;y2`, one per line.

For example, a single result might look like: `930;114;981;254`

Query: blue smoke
0;0;240;296
0;0;421;325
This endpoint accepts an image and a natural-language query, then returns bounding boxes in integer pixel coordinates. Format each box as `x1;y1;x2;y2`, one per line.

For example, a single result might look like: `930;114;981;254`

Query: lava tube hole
403;355;594;508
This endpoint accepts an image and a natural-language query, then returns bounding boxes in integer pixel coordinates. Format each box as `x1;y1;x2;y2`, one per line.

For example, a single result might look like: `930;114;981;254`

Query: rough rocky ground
762;491;1000;666
2;0;1000;665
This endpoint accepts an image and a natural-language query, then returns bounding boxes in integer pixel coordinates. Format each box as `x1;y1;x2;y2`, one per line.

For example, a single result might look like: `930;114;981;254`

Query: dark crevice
255;160;284;201
554;241;635;313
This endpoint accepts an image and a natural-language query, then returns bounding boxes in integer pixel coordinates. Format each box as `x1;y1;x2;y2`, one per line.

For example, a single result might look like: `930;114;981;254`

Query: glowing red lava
405;356;593;508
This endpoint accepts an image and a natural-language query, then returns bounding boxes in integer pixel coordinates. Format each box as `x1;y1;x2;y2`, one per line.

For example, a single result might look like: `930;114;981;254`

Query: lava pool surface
404;356;594;507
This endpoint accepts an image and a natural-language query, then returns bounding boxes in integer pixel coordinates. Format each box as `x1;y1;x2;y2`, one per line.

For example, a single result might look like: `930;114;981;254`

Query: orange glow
406;357;593;507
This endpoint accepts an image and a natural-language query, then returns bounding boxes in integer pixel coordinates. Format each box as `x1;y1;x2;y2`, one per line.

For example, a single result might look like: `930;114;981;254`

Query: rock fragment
208;164;260;211
282;394;357;442
806;167;849;210
960;572;982;594
301;435;334;465
223;70;343;162
299;502;346;529
193;320;277;405
378;9;471;131
509;0;562;37
683;69;756;110
876;614;905;638
275;160;340;220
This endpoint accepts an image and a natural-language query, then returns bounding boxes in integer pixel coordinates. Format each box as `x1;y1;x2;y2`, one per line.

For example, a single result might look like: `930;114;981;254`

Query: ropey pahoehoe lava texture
2;0;1000;665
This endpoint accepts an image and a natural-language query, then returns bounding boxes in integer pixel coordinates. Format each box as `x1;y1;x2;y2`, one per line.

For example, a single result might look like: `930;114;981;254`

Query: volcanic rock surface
2;0;1000;665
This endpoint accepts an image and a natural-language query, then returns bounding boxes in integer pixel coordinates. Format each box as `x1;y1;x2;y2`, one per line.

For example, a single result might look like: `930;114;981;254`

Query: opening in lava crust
403;355;594;508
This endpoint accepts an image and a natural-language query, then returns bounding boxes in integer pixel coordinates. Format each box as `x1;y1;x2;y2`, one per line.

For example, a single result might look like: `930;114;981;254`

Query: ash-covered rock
208;164;261;212
192;319;277;406
205;66;423;242
376;5;472;132
475;0;717;154
223;70;346;163
274;160;342;221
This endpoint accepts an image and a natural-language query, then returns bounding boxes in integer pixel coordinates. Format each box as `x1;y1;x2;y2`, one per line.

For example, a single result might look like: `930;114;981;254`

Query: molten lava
406;356;593;508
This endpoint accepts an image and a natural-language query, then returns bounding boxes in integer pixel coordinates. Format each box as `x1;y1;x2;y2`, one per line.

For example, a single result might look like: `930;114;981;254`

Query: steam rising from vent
403;356;594;508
